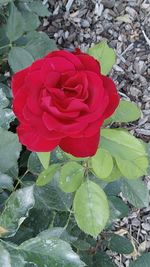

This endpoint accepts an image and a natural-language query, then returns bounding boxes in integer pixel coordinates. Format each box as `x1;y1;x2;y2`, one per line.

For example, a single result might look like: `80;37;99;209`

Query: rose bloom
12;49;119;157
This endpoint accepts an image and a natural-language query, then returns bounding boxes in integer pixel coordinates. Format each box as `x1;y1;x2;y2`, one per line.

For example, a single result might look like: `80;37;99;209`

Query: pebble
102;0;115;9
142;223;150;231
81;19;90;28
134;60;147;74
135;129;150;136
129;87;141;97
138;116;148;126
144;123;150;130
132;218;140;227
126;6;138;18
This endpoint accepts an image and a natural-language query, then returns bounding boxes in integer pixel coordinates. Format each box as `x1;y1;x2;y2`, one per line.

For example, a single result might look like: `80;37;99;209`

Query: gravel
42;1;150;266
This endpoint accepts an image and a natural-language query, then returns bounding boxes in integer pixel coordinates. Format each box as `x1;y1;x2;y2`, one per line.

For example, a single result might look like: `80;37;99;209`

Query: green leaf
0;243;26;267
94;251;117;267
108;196;129;224
91;148;113;179
106;234;134;254
34;175;72;211
0;243;11;267
28;152;44;175
0;0;11;5
6;3;24;42
38;227;77;243
0;86;9;108
0;173;14;191
19;236;85;267
0;128;21;173
8;47;34;72
116;156;148;179
88;41;116;75
27;0;50;17
0;186;35;237
59;162;84;193
103;162;122;182
101;129;148;179
25;31;57;60
21;10;40;32
120;178;149;208
104;180;121;196
0;25;10;56
72;240;91;251
0;84;15;129
101;129;147;160
0;83;12;99
36;164;60;186
64;152;87;162
129;253;150;267
36;152;50;170
111;100;141;123
74;181;109;237
0;108;15;129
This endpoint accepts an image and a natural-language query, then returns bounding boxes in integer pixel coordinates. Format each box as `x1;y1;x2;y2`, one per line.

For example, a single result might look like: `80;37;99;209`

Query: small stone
135;129;150;136
102;0;115;9
126;6;138;18
129;86;141;97
132;218;140;227
113;65;124;72
43;18;49;27
138;117;148;126
134;60;147;74
81;19;90;28
142;223;150;231
144;123;150;130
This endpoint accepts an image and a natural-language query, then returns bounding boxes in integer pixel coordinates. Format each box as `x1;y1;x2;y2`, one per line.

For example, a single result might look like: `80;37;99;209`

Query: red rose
12;49;119;157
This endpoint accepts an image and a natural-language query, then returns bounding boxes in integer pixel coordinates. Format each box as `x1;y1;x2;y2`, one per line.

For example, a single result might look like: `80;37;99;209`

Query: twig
142;30;150;47
66;0;74;12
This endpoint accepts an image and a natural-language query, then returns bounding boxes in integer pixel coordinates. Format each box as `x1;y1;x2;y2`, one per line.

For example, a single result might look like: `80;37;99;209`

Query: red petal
102;75;120;119
12;67;29;97
74;52;101;75
13;86;28;122
59;131;100;157
45;50;84;70
17;124;60;152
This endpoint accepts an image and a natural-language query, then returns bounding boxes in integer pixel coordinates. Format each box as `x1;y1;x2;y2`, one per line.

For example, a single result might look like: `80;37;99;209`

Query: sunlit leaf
36;164;60;186
59;162;84;193
36;152;50;170
111;100;141;123
88;41;116;75
74;181;109;237
91;148;113;179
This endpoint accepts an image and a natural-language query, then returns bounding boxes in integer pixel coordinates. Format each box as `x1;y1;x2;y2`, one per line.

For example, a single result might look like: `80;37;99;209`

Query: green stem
49;211;57;228
64;209;73;230
0;44;11;50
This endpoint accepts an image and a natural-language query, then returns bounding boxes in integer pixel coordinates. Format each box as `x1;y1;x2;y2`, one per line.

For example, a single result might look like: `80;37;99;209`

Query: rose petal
102;75;120;119
74;49;101;74
59;131;100;157
40;57;76;82
12;68;29;97
43;112;88;134
17;124;60;152
45;50;84;70
13;86;28;122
